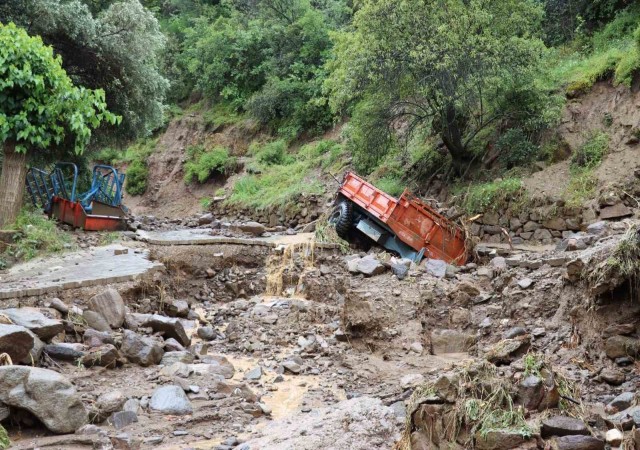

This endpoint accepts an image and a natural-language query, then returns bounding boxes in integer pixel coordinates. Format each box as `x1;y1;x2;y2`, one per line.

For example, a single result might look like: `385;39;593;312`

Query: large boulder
88;289;125;328
1;308;63;340
0;366;87;433
120;330;164;366
138;315;191;347
541;416;590;438
0;324;34;362
604;336;640;359
149;385;192;415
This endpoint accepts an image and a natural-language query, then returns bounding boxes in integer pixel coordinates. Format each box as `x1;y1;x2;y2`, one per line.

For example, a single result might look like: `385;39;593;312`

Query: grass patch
570;131;609;169
0;424;9;450
200;197;212;209
183;146;237;184
587;224;640;293
564;169;597;208
200;102;244;129
125;160;148;196
227;139;341;210
374;176;405;197
457;178;526;215
4;208;72;261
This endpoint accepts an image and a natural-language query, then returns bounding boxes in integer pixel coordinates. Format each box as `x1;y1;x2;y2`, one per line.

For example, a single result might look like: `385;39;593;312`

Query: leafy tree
0;22;117;227
326;0;546;173
0;0;168;142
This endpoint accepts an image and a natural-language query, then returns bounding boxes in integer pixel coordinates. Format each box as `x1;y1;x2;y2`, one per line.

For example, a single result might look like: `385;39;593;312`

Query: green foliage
497;129;540;169
125;160;148;195
327;0;546;170
1;0;167;142
0;424;8;450
200;197;212;209
227;139;341;209
374;177;405;197
255;140;293;166
184;146;237;184
458;178;526;214
0;22;117;154
571;131;609;169
7;208;72;261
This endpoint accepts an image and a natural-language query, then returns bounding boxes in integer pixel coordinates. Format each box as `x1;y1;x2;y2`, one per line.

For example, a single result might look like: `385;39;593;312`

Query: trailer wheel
329;201;352;238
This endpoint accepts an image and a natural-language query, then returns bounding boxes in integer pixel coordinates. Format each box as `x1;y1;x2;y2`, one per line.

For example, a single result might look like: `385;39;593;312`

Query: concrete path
0;245;163;300
137;229;339;249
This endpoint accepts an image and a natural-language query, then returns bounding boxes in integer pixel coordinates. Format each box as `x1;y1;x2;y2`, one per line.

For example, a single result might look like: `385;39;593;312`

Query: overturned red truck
329;172;467;265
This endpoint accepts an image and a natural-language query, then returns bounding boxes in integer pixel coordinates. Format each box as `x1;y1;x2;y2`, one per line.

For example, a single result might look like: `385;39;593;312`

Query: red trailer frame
337;172;467;265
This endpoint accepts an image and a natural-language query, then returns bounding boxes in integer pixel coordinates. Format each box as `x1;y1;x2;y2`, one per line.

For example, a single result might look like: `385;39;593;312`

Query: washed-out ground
1;213;640;450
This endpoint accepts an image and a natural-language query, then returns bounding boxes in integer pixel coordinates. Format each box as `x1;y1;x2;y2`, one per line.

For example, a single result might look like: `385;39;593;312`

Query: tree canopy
326;0;547;172
0;22;117;154
0;0;168;143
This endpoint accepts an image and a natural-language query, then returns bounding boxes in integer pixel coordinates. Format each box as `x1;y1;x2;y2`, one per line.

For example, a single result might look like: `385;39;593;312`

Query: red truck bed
338;172;467;265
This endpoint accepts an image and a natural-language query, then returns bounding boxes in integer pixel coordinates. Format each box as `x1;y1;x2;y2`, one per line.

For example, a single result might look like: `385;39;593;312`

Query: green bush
497;129;540;168
184;147;237;184
374;176;405;197
571;132;609;169
125;160;149;196
7;208;72;261
94;147;123;165
255;140;293;166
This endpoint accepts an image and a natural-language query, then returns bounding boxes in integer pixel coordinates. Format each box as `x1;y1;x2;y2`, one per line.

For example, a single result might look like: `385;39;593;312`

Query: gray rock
123;398;140;414
244;366;262;380
586;221;608;235
0;366;87;433
236;221;266;236
108;411;137;430
197;326;217;341
504;327;527;339
486;337;531;365
550;435;604;450
409;342;423;354
165;300;189;318
161;351;194;366
600;367;625;385
198;213;214;225
0;324;34;362
88;288;125;329
518;375;543;410
138;315;191;347
517;278;533;289
96;390;126;420
83;310;112;332
391;263;409;280
21;329;44;365
80;344;119;368
160;362;191;377
282;360;301;374
600;204;632;220
541;415;589;438
49;298;69;314
149;385;193;415
44;343;86;361
164;338;186;352
356;255;386;276
425;259;447;278
196;355;235;378
2;308;63;340
430;329;476;355
83;329;114;348
120;330;164;366
605;335;640;359
475;429;528;450
607;392;635;412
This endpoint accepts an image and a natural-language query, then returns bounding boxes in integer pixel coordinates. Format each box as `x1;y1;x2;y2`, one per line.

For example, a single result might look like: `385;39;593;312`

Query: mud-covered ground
2;215;640;450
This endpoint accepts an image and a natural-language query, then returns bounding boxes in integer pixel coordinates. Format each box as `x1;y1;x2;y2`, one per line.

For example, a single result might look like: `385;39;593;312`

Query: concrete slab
0;245;163;300
137;230;339;249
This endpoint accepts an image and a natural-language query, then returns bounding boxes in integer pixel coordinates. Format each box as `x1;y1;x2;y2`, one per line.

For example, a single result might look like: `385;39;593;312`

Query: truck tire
329;201;352;238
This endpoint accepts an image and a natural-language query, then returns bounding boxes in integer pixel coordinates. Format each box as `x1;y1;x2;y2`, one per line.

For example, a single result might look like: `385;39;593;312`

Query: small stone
123;399;140;414
83;329;115;348
120;329;164;366
165;300;189;318
161;351;195;366
356;255;386;276
400;373;425;389
541;415;589;438
504;327;527;339
282;360;301;374
245;366;262;381
49;298;69;314
1;308;64;340
551;435;604;450
108;411;138;430
425;259;447;278
601;367;625;385
517;278;533;289
88;289;126;328
606;428;623;446
83;310;112;332
606;392;635;413
197;326;217;341
409;342;423;354
0;324;34;362
44;343;86;361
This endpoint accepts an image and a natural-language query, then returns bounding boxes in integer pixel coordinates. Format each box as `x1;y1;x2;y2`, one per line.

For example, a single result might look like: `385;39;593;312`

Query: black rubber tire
329;201;353;238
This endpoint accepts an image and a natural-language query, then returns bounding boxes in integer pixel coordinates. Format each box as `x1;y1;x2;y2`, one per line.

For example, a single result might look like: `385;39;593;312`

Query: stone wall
471;195;635;245
213;193;329;228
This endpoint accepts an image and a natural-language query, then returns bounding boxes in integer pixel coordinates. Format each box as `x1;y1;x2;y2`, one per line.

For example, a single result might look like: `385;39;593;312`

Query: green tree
0;23;117;227
0;0;168;142
326;0;546;173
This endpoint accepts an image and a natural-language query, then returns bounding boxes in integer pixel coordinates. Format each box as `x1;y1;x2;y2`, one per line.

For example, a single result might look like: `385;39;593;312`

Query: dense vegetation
1;0;639;225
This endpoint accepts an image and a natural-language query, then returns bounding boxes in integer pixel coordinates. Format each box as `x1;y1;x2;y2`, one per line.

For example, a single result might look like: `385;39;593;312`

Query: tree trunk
0;141;27;229
440;104;472;175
